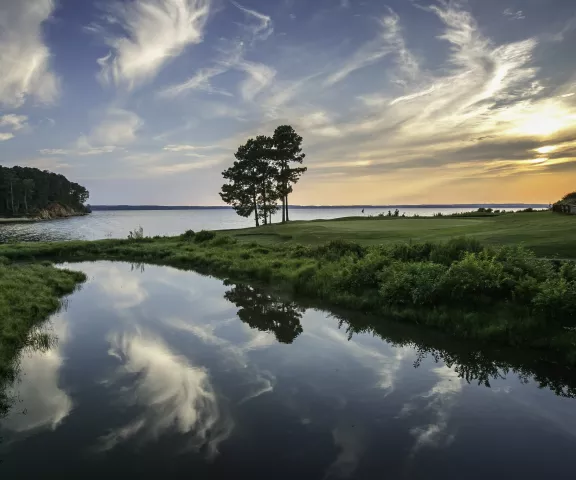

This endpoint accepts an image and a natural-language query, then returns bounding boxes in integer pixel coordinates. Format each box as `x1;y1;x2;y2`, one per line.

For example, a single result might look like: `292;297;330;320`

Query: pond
1;262;575;478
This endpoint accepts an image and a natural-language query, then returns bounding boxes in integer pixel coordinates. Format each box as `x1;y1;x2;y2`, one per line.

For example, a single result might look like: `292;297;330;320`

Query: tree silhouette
272;125;306;223
220;125;306;226
224;283;304;344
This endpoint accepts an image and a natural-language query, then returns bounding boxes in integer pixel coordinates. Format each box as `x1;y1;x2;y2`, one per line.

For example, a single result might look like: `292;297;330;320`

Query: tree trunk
9;180;15;214
253;193;259;227
285;194;289;222
24;191;28;214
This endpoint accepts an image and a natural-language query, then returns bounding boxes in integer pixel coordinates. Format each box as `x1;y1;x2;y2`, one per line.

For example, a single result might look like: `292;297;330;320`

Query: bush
194;230;216;243
532;277;576;324
439;252;515;303
211;235;237;247
379;261;447;306
312;240;366;260
429;237;483;265
181;230;195;240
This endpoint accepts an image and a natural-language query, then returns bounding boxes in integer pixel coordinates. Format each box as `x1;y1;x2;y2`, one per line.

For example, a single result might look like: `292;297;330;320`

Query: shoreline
0;217;37;224
0;212;89;224
0;226;575;365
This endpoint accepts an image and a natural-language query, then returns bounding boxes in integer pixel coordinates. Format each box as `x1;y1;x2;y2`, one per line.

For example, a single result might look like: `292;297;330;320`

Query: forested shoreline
0;166;89;218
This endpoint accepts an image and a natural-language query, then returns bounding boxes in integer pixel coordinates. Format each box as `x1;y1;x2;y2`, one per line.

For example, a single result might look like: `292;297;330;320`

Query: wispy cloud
503;8;526;20
82;108;143;146
0;114;29;141
0;114;28;131
0;133;15;141
163;144;219;152
91;0;212;90
159;66;232;98
98;330;233;457
324;9;414;86
160;2;275;102
0;0;59;107
231;1;274;42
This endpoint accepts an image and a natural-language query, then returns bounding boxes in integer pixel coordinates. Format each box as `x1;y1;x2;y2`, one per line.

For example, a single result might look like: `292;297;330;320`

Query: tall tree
272;125;306;222
22;179;35;214
220;138;263;227
254;135;279;226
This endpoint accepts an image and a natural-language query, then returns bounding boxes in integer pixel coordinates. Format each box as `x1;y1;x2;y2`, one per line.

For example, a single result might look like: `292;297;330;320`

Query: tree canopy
0;166;89;217
220;125;306;227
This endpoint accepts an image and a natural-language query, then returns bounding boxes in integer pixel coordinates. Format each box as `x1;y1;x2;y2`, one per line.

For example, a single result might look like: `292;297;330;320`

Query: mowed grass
224;212;576;258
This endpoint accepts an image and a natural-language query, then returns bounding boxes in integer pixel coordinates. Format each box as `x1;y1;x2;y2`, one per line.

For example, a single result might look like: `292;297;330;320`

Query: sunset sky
1;0;575;205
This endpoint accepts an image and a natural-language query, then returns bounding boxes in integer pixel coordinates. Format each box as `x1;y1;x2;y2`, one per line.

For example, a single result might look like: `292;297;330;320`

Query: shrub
194;230;216;243
559;262;576;282
127;226;144;240
439;253;515;303
379;261;447;306
181;230;195;240
429;237;483;265
385;241;435;262
532;277;576;324
211;235;236;247
312;240;366;260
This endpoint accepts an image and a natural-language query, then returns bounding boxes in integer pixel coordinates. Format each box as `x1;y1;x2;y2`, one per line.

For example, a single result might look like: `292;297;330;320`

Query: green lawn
224;212;576;258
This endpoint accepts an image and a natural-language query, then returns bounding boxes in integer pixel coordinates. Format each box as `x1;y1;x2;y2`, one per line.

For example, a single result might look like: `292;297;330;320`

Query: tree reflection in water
223;282;304;344
224;280;576;399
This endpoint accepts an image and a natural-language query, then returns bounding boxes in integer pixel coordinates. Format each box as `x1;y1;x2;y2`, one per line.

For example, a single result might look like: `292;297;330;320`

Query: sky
1;0;575;205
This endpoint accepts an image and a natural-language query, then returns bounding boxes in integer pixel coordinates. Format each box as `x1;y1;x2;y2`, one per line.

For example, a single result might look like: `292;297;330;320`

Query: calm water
0;206;545;242
1;262;575;478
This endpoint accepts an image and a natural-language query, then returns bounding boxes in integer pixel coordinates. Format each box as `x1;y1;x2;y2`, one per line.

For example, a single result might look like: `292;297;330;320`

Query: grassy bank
0;261;86;417
223;211;576;258
0;228;575;363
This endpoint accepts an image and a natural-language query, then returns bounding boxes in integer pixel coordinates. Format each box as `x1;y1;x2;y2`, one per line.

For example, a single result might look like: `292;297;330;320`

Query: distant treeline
89;204;548;211
0;166;89;217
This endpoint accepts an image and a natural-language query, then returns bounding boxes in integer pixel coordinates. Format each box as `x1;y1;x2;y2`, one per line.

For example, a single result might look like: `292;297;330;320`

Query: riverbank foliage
0;232;575;362
0;166;89;218
0;261;86;416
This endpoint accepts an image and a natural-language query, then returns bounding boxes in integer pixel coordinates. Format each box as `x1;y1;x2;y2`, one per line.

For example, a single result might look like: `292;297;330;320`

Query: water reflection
1;317;72;435
98;328;233;457
1;263;576;478
224;282;304;344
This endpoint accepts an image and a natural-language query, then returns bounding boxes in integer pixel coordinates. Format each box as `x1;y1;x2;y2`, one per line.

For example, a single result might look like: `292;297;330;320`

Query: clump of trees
220;125;306;227
0;166;89;217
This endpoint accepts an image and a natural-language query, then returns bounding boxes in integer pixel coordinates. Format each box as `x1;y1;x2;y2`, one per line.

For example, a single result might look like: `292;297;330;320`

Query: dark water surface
1;262;575;478
0;206;545;242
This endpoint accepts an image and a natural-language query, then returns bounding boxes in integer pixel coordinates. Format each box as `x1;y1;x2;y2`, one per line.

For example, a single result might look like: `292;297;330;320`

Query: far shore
0;217;37;224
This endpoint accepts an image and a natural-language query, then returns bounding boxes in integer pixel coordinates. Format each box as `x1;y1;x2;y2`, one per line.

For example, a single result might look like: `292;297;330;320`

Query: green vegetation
223;211;576;258
0;166;90;218
0;217;575;362
0;261;86;417
220;125;306;226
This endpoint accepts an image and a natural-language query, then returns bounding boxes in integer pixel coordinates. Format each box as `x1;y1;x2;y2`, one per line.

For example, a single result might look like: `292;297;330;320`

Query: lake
0;206;546;242
1;262;575;478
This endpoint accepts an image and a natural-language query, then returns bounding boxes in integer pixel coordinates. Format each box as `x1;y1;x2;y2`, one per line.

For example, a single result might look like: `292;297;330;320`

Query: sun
534;145;557;154
514;104;576;137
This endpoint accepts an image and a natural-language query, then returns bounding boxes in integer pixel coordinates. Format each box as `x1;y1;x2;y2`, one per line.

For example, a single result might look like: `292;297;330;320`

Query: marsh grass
0;262;86;417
